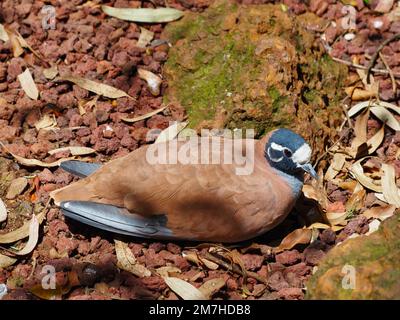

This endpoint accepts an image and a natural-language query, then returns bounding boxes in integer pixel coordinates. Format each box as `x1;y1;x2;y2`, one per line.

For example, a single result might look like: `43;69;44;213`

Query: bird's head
264;128;317;179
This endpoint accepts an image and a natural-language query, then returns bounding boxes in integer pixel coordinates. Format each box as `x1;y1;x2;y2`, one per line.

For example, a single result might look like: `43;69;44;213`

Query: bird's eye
284;148;292;157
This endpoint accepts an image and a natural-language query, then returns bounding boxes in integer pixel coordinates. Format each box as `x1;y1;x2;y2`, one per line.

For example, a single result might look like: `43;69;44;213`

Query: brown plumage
51;129;315;242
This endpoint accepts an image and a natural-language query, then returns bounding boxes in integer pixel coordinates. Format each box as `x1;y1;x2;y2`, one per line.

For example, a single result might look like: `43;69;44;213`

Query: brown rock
275;250;301;265
241;254;264;271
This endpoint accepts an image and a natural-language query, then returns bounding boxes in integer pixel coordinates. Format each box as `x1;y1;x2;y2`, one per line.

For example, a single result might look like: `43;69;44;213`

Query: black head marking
264;128;311;177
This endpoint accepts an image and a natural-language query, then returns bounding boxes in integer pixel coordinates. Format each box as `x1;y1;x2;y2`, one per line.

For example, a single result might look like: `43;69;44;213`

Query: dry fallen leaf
102;6;184;23
59;74;132;99
325;153;346;180
307;223;344;232
137;27;154;48
350;159;383;192
345;86;377;101
274;228;312;252
0;211;45;244
163;277;207;300
35;114;58;131
0;253;16;268
9;32;24;57
351;108;369;148
370;106;400;131
345;188;366;212
198;278;226;299
381;163;400;207
48;146;96;156
121;106;166;123
12;214;39;255
199;256;219;270
6;177;28;200
138;68;162;96
182;251;201;266
18;69;39;100
155;266;181;278
43;65;59;80
155;121;188;144
114;240;151;278
0;24;9;42
326;211;348;226
367;125;385;155
78;96;98;116
362;205;396;221
0;198;7;223
1;141;74;167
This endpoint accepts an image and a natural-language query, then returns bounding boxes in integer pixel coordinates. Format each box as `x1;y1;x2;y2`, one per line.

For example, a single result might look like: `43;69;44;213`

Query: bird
50;128;317;243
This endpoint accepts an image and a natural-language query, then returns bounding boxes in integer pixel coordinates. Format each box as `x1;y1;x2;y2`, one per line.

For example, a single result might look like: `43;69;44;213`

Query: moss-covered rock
162;0;348;154
306;214;400;299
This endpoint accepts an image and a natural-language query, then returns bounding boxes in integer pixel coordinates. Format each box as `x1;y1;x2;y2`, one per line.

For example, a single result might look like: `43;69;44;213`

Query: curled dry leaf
78;96;98;116
0;198;7;223
351;109;369;146
326;211;348;226
114;240;151;278
198;278;226;299
43;65;59;80
307;223;344;232
345;86;378;101
58;75;132;99
325;153;346;180
381;163;400;207
35;114;58;131
138;68;162;96
18;69;39;100
345;188;366;212
199;256;219;270
137;27;154;48
350;159;383;192
155;266;181;278
163;277;207;300
102;6;184;23
370;106;400;131
0;211;45;244
274;228;312;252
182;251;200;266
15;31;43;60
155;121;188;144
12;214;39;255
9;32;24;57
48;146;96;156
0;253;16;268
362;205;396;221
0;24;9;42
121;106;166;123
367;125;385;155
6;177;28;200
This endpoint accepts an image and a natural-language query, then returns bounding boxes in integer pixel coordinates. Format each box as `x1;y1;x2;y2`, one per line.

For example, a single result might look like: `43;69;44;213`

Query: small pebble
344;33;355;41
373;20;383;29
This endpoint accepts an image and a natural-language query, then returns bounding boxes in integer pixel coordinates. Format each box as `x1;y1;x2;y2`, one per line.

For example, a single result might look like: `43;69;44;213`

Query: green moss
162;0;348;153
306;214;400;299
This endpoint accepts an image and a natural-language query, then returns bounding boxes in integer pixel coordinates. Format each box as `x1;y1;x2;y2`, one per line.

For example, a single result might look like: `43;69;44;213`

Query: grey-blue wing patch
60;161;102;178
61;201;178;240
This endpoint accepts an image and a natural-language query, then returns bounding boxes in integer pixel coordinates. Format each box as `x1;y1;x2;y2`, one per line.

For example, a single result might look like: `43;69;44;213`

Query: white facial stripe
267;147;283;162
271;142;285;151
292;143;311;165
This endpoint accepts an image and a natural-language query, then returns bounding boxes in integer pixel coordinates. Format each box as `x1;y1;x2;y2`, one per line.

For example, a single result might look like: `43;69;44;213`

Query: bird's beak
300;163;318;180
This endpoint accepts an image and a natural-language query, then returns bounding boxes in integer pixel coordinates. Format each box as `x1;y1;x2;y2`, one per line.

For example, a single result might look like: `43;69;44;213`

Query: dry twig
366;33;400;83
